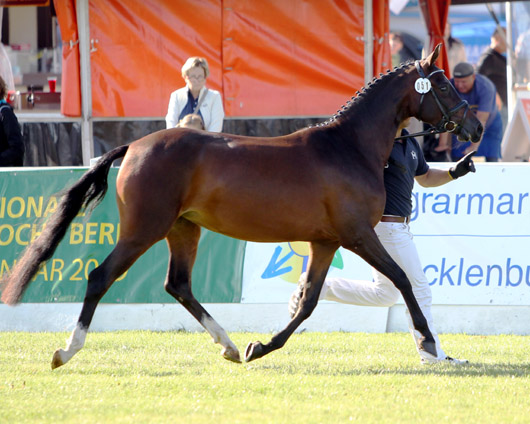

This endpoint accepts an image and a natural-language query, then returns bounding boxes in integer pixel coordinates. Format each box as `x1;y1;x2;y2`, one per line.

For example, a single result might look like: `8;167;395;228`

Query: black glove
449;151;476;180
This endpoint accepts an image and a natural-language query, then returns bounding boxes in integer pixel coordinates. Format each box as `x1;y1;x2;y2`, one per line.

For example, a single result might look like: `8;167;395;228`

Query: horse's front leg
344;227;437;359
245;241;338;362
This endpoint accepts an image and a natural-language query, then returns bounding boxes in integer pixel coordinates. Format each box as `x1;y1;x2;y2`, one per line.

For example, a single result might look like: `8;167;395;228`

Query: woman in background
165;57;224;132
444;22;467;74
0;75;24;166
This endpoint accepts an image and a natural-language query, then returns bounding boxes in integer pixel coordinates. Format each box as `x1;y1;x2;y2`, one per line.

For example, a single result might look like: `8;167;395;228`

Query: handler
289;119;475;365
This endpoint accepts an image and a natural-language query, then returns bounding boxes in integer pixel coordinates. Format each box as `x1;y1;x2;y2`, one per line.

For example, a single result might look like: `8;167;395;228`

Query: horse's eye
439;85;448;92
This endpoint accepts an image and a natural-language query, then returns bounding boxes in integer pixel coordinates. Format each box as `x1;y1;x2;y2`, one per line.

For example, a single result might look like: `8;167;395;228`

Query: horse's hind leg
245;241;338;362
164;218;240;363
51;239;149;369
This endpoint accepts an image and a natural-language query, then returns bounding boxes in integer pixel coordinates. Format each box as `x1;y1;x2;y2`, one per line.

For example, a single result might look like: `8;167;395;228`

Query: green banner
0;168;245;303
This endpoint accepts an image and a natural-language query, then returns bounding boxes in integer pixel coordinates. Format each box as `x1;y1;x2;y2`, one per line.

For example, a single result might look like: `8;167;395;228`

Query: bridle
395;60;470;140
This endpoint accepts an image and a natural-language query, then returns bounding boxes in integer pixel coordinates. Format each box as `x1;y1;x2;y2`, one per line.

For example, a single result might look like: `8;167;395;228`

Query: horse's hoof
244;341;264;362
51;349;64;370
221;346;241;364
419;339;437;359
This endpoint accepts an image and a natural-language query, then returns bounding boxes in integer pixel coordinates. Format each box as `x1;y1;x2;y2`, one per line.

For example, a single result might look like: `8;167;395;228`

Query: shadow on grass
249;362;530;378
49;359;530;378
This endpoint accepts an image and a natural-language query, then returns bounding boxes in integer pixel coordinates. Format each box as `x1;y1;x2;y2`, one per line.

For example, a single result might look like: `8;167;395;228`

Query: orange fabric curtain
221;0;364;117
419;0;451;76
54;0;368;118
372;0;391;76
88;0;223;117
53;0;81;116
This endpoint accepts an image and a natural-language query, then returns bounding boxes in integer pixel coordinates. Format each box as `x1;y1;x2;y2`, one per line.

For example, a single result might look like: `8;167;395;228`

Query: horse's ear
426;43;442;67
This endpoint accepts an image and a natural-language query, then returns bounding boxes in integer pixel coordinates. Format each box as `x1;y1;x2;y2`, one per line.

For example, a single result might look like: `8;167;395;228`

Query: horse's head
412;44;482;143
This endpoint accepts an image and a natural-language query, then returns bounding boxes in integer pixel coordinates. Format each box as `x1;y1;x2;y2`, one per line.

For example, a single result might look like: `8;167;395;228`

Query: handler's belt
381;215;410;223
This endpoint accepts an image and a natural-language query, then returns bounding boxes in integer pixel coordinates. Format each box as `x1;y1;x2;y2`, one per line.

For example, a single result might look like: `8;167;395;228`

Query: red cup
6;90;16;105
47;77;57;93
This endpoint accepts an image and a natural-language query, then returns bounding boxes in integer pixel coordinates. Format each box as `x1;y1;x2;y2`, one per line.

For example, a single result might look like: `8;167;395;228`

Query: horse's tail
1;145;129;306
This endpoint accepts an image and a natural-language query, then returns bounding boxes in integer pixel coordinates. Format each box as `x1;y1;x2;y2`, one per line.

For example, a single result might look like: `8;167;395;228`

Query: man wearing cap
437;62;503;162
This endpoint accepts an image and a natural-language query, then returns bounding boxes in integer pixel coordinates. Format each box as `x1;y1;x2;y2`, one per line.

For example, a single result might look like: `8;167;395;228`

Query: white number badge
414;78;431;94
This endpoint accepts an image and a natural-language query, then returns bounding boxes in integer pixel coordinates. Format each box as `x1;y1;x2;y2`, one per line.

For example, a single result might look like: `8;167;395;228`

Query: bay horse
1;45;482;369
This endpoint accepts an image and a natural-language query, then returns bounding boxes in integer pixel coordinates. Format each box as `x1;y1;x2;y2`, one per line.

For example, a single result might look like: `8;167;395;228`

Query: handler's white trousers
319;221;446;361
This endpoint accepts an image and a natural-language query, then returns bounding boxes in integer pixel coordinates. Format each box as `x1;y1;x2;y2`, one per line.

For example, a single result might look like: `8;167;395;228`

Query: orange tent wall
373;0;392;75
220;0;364;117
419;0;451;77
54;0;81;117
88;0;223;117
56;0;376;118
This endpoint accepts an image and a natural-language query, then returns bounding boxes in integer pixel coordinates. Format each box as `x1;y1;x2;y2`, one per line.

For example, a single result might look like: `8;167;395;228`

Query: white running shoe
421;356;469;365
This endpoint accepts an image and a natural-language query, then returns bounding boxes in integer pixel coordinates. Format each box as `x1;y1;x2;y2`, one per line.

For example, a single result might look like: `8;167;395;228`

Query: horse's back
116;127;383;242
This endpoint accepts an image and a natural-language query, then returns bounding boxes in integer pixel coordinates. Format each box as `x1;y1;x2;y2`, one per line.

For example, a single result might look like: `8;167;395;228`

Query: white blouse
165;86;225;132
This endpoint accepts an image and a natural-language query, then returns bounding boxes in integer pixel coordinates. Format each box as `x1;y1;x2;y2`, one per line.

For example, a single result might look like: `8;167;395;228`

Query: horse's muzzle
456;121;483;143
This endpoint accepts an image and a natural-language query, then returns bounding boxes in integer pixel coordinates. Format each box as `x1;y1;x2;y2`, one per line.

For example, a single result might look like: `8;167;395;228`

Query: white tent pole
505;1;515;122
364;0;374;84
76;0;94;166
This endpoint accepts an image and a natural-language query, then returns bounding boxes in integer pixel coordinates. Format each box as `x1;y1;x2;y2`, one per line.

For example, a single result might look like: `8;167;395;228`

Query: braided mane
313;61;415;128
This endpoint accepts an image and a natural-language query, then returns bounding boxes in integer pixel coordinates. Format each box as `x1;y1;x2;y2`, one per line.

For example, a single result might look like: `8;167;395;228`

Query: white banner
241;164;530;305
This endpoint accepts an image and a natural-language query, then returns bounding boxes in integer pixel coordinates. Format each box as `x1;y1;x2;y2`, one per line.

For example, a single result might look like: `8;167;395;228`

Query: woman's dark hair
0;76;7;100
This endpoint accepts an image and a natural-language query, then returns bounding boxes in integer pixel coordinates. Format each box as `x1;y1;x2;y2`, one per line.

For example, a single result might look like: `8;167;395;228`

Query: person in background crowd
0;44;15;93
477;27;508;130
423;22;467;75
390;32;406;68
438;62;502;162
444;22;467;74
389;32;425;144
165;56;224;132
515;29;530;86
289;119;475;365
0;75;24;166
390;32;422;68
176;113;205;130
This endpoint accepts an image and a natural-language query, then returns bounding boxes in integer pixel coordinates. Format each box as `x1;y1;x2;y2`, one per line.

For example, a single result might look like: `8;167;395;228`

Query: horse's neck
336;67;416;162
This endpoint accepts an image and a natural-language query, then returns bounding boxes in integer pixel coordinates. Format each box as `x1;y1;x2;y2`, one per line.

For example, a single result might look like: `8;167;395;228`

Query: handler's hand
449;151;476;180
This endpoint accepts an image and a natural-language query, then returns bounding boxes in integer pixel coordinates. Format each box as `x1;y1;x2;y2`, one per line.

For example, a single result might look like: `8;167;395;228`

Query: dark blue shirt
383;129;429;217
450;73;498;128
0;100;24;166
450;73;500;159
178;89;204;122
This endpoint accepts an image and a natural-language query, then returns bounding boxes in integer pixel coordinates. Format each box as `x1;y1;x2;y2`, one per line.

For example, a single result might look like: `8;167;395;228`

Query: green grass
1;331;530;423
